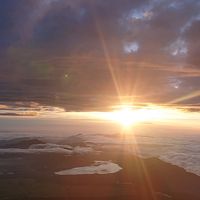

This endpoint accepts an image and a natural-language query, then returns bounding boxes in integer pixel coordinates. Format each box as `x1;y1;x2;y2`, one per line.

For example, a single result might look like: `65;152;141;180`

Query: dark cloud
0;0;200;108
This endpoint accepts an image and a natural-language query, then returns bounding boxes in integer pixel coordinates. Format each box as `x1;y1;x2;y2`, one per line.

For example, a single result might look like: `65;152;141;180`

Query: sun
102;104;174;127
89;103;182;128
113;107;135;126
110;106;136;127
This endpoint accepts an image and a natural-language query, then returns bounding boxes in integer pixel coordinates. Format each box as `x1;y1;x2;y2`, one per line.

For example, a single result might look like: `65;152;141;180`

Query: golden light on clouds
104;105;165;127
92;104;191;128
109;106;136;126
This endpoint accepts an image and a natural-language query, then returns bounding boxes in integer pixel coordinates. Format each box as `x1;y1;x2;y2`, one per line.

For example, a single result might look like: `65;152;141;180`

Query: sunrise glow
108;105;136;126
96;104;186;127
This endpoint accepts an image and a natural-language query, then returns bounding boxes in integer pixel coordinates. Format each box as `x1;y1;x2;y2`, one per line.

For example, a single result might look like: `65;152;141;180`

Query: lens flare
98;104;185;127
108;106;136;126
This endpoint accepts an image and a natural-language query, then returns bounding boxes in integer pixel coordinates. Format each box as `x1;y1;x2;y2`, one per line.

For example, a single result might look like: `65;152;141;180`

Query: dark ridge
60;134;86;146
0;137;45;149
0;151;200;200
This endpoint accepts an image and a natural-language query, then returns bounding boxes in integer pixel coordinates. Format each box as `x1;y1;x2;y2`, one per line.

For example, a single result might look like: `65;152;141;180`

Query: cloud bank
0;0;200;105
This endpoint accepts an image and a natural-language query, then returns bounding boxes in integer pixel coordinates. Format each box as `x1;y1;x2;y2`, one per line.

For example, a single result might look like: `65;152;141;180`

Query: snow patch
55;161;122;175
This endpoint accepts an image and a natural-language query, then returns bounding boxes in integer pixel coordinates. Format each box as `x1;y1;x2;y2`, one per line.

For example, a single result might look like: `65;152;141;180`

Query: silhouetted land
0;148;200;200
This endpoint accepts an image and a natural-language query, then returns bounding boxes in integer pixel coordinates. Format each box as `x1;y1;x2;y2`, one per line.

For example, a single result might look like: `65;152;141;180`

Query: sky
0;0;200;108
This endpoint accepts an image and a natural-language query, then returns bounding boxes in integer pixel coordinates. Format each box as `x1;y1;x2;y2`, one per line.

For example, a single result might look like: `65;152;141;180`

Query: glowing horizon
74;103;200;129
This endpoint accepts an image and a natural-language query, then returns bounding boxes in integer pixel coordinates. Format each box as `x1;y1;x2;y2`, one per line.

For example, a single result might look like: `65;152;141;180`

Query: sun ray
93;11;123;102
168;90;200;104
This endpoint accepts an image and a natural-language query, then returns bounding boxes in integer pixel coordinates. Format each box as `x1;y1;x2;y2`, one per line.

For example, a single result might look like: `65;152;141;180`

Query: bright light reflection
29;103;200;130
106;106;137;126
93;104;188;127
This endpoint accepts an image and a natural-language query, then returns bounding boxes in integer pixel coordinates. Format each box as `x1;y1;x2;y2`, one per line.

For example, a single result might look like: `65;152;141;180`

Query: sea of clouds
0;132;199;176
0;102;199;176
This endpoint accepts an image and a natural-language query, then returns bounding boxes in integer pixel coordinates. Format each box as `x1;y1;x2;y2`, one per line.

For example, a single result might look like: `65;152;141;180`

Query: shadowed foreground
0;148;200;200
